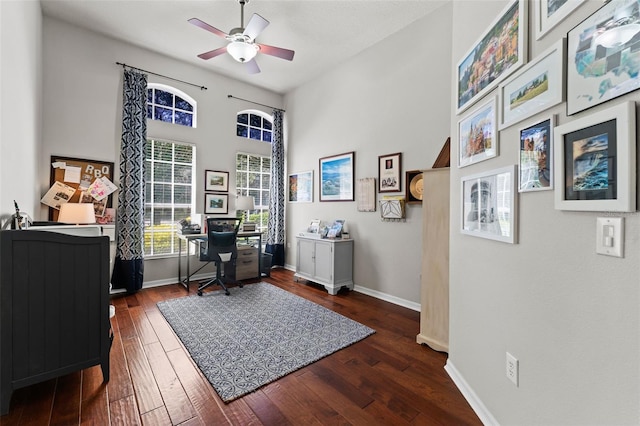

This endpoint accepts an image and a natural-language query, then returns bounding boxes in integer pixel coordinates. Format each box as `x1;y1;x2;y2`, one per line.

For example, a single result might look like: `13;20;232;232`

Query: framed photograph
204;170;229;192
554;101;636;212
498;38;565;130
406;170;424;204
456;0;527;114
519;116;555;192
288;170;313;203
567;0;640;115
319;151;355;201
204;192;229;214
458;96;498;168
461;165;517;244
378;152;402;193
534;0;585;40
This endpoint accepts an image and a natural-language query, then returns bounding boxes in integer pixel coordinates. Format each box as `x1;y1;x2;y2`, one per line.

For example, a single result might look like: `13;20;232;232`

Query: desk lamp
58;203;96;225
236;195;255;230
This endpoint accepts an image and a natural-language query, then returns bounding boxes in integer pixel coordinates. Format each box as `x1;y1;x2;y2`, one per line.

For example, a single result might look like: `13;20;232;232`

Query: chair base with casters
197;252;242;296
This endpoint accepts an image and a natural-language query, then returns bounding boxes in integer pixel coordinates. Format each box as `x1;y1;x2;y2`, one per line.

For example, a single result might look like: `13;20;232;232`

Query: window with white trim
236;152;270;235
147;83;197;128
236;110;272;142
144;139;196;256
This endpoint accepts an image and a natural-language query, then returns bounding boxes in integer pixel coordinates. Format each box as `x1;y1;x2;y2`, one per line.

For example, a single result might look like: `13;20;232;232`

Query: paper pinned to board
40;181;77;210
86;176;118;201
63;165;81;184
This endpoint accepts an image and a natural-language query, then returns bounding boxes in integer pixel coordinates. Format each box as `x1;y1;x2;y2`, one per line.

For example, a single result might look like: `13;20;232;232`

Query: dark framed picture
204;193;229;214
205;170;229;192
554;101;635;211
406;170;423;204
567;0;640;115
518;116;554;192
378;152;402;193
319;151;355;201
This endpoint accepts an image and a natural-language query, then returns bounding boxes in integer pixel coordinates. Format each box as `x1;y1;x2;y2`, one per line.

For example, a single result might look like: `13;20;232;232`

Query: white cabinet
294;236;354;295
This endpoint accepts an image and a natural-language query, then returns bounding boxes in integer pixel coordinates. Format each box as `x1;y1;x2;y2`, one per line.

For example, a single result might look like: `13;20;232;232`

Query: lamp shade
58;203;96;224
227;41;258;63
236;196;255;211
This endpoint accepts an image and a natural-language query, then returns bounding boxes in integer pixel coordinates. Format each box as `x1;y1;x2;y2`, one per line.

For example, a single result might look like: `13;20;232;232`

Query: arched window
147;83;197;128
236;110;272;142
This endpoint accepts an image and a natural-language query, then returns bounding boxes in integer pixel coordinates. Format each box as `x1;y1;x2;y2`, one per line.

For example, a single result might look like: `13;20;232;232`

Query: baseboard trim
444;360;498;426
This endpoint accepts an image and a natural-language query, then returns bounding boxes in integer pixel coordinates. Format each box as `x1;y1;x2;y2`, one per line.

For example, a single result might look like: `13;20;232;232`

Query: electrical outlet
506;352;519;387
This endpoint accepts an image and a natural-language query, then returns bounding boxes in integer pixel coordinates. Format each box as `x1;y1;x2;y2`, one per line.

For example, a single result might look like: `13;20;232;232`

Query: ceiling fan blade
198;46;227;60
188;18;228;38
243;13;269;41
258;44;295;61
245;58;261;74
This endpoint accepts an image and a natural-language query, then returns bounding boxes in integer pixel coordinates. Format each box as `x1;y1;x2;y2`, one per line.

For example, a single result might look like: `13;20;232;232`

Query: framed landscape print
498;39;565;130
378;152;402;193
554;101;636;211
567;0;640;115
288;170;313;203
461;165;517;244
458;96;498;168
205;170;229;192
319;151;355;201
204;193;229;214
519;116;555;192
534;0;585;40
456;0;527;114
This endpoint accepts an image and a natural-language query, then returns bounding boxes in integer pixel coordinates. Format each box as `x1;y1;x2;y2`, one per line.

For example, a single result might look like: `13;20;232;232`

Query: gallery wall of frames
456;0;638;244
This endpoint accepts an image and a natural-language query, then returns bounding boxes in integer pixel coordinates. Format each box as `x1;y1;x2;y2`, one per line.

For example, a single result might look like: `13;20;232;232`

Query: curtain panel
111;69;146;293
265;109;285;266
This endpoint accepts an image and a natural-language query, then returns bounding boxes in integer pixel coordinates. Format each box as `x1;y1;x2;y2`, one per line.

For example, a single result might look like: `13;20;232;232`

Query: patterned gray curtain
265;109;285;266
111;69;146;293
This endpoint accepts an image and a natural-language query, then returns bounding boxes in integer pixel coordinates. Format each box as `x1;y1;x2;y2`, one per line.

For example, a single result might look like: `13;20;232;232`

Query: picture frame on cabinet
461;165;517;244
456;0;527;114
518;115;555;192
458;96;498;168
567;0;640;115
319;151;355;201
204;170;229;192
554;101;636;212
288;170;313;203
534;0;585;40
204;193;229;214
378;152;402;193
498;38;565;130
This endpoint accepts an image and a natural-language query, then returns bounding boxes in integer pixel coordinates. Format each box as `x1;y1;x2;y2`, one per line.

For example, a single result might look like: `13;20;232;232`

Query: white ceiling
40;0;448;94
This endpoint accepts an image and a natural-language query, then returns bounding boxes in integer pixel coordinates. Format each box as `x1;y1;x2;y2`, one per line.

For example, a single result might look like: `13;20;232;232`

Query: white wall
447;1;640;424
284;4;453;306
0;0;42;228
41;16;282;283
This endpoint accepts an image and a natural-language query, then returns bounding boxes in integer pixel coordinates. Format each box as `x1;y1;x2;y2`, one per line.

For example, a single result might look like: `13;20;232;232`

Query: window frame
235;151;271;236
236;109;273;143
147;83;198;128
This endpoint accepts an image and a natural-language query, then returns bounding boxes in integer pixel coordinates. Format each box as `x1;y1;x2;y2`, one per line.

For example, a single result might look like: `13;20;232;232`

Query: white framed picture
498;39;565;130
458;96;498;168
461;165;517;244
554;101;636;212
534;0;585;40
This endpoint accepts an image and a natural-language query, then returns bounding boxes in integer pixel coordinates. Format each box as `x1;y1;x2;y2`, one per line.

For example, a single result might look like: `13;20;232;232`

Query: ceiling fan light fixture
227;41;258;63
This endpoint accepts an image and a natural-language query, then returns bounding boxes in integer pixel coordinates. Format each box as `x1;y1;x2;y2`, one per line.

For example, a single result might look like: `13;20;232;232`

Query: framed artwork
519;115;555;192
205;170;229;192
461;165;517;244
554;101;636;212
319;151;355;202
534;0;585;40
567;0;640;115
406;170;424;204
498;38;565;130
456;0;527;114
378;152;402;192
458;96;498;168
204;193;229;214
288;170;313;202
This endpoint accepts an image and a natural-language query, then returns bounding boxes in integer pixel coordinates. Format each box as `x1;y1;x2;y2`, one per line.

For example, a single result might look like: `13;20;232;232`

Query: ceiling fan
188;0;295;74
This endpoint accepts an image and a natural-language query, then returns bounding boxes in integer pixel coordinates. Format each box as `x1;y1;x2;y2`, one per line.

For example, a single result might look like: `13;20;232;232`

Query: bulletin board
48;156;115;221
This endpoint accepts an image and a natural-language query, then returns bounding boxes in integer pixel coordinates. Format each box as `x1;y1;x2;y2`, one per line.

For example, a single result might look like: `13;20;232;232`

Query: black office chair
197;218;241;296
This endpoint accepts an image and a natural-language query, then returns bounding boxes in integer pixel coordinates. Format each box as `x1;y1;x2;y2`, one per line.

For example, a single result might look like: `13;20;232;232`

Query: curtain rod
227;94;285;112
116;62;207;91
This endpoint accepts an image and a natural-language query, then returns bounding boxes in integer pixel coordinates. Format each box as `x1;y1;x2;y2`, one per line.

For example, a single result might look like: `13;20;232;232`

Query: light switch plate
596;217;623;258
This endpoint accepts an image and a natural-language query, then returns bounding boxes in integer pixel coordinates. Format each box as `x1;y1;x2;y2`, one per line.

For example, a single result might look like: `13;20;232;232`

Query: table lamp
58;203;96;225
236;195;255;226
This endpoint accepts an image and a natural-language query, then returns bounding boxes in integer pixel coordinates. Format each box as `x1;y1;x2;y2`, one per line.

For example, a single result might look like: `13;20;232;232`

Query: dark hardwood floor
0;268;481;425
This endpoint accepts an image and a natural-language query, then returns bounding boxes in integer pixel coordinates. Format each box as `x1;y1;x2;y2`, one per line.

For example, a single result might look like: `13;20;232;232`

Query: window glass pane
237;125;248;138
175;96;193;112
249;128;261;140
262;174;270;190
173;164;192;184
154;207;174;225
237;154;248;169
145;141;153;159
173;186;191;204
263;120;272;130
147;89;153;103
144;163;152;182
154;141;173;161
236;172;247;188
154;106;173;123
237;113;248;125
154;162;172;183
262;157;271;173
174;145;193;163
147;104;153;119
248;157;261;172
174;111;193;127
153;184;172;203
263;131;272;143
247;172;260;188
261;191;270;207
155;90;173;106
174;207;191;222
249;114;262;127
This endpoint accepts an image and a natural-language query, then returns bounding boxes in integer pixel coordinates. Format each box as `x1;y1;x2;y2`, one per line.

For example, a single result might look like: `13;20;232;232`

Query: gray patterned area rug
157;282;375;402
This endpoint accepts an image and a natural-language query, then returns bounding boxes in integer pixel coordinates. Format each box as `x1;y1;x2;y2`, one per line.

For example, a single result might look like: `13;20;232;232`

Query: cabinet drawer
235;246;258;279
